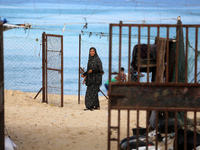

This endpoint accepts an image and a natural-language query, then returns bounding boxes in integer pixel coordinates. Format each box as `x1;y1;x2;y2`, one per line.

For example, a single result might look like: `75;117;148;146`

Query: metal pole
108;23;113;150
45;34;48;103
42;32;46;103
61;35;64;107
78;34;81;104
34;87;43;99
128;27;131;81
100;89;108;99
119;21;122;81
0;21;4;150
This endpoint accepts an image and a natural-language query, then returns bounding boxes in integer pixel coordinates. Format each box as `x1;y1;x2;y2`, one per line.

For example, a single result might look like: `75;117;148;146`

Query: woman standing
82;47;103;111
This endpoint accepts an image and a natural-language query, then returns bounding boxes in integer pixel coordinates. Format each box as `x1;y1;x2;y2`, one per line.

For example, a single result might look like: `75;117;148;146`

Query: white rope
31;17;177;26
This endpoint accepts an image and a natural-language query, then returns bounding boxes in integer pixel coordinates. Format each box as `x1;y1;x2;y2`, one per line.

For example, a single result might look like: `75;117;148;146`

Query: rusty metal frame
0;21;4;150
42;32;64;107
42;32;46;103
108;22;200;150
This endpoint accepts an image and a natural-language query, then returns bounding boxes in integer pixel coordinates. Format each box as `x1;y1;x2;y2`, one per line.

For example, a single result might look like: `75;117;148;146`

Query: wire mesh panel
78;34;130;103
4;36;42;93
108;21;200;150
79;35;109;100
44;33;63;107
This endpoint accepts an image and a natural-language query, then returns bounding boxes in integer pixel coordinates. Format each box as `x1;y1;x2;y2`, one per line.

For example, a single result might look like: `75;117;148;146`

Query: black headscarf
85;47;103;86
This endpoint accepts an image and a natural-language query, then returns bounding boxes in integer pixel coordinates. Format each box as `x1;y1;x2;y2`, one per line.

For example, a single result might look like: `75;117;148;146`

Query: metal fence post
42;32;46;103
78;34;81;104
0;21;5;150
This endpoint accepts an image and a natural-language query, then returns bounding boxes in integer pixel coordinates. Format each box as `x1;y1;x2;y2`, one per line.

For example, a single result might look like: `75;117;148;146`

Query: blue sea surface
1;1;200;95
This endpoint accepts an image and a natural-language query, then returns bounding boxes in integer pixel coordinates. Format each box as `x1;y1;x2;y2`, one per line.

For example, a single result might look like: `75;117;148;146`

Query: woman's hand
88;69;92;73
81;74;84;77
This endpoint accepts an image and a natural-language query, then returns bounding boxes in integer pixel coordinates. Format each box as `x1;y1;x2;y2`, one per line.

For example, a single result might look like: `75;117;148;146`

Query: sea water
1;1;200;95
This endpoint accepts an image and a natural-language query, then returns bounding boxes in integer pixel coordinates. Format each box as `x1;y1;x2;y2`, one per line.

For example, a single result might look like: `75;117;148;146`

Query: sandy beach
5;89;142;150
4;89;200;150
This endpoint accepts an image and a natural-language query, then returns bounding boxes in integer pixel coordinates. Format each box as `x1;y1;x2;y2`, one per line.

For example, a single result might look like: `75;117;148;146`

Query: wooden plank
156;37;167;83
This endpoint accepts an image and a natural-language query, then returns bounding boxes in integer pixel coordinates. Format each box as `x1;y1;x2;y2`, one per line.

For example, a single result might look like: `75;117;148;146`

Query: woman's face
90;49;95;56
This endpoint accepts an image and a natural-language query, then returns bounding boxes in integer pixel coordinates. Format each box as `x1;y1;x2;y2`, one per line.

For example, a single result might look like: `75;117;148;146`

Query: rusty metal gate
0;22;4;150
108;20;200;150
41;32;63;107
